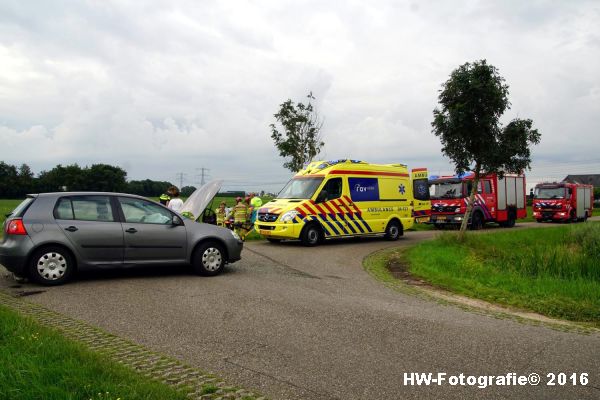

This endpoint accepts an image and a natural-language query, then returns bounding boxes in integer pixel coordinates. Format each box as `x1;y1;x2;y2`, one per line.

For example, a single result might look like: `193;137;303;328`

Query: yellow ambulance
255;159;430;245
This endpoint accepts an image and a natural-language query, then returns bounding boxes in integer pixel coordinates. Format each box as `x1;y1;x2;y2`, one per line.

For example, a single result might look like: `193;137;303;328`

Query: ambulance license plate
259;229;271;236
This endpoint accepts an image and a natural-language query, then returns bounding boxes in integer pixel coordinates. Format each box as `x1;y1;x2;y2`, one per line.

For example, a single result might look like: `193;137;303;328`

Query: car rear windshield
7;196;36;218
278;177;324;199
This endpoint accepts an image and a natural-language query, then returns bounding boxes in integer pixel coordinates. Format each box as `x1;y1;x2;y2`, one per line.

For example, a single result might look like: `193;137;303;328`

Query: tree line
0;162;196;199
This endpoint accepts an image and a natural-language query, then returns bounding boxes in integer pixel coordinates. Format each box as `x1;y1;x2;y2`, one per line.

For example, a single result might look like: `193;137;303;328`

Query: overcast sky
1;0;599;192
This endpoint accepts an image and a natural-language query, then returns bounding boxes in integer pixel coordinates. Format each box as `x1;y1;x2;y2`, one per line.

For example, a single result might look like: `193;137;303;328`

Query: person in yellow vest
249;192;263;224
159;193;170;206
215;201;227;227
229;197;249;240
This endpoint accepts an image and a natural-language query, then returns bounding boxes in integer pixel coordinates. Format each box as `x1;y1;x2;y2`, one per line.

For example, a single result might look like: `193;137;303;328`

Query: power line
175;172;186;188
196;167;210;186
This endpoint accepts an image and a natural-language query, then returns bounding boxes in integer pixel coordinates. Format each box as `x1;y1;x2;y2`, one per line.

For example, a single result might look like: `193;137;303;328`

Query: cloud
0;0;599;192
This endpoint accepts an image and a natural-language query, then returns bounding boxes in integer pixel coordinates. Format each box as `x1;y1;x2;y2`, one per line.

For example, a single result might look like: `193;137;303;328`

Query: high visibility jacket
231;203;248;223
216;208;227;225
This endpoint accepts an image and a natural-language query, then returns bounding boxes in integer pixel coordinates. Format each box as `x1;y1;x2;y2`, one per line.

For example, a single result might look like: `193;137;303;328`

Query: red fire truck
428;172;527;229
532;182;593;222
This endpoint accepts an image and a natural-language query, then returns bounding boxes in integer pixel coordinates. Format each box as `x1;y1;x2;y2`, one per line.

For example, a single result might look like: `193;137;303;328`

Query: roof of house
563;174;600;187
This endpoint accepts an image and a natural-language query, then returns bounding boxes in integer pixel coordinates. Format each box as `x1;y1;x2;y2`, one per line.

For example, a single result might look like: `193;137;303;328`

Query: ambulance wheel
384;220;402;240
267;238;281;243
583;212;589;222
300;223;322;246
470;212;483;230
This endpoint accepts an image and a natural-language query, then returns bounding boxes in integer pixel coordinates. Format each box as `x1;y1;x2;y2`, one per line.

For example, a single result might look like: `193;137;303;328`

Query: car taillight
6;219;27;235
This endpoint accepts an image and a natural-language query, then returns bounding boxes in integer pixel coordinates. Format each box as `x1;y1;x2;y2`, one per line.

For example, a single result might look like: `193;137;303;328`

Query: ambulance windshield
534;186;566;199
278;177;324;199
429;181;463;199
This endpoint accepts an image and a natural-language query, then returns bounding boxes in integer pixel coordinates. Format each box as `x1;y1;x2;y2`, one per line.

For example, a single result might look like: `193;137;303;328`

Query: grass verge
404;223;600;325
0;305;188;400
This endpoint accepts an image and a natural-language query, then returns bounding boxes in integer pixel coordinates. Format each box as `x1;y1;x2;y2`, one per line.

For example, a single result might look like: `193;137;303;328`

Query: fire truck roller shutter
497;176;506;210
577;187;586;218
584;187;592;210
516;177;525;209
506;176;517;207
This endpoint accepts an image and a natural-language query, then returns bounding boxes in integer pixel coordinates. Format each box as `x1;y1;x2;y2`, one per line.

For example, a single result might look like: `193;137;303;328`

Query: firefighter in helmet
216;201;227;227
229;197;249;240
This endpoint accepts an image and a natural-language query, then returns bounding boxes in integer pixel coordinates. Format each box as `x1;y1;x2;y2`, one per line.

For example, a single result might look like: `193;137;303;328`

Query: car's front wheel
193;242;226;276
29;246;74;286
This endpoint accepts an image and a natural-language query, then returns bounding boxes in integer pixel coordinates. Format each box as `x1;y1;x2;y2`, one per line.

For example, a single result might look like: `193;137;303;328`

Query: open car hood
180;180;223;220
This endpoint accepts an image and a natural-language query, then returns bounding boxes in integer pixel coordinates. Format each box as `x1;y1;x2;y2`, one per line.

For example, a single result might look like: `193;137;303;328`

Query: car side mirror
172;215;184;226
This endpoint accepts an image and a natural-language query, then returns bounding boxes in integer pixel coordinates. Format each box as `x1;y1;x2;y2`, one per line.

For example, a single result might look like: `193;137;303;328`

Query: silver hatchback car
0;188;243;286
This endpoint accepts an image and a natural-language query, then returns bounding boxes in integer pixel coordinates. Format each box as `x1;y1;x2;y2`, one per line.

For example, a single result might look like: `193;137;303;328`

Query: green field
0;305;187;400
404;223;600;324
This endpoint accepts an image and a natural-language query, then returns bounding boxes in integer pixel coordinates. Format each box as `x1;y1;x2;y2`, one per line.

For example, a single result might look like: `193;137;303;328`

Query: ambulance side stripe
338;197;372;232
320;217;340;235
312;202;346;235
344;212;364;233
333;198;364;233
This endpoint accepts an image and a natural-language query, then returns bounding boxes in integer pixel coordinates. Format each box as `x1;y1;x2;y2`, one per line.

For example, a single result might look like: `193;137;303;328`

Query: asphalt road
1;222;599;399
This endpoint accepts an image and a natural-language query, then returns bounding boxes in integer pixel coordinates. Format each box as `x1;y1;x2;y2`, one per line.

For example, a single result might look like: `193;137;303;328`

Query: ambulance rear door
411;168;430;222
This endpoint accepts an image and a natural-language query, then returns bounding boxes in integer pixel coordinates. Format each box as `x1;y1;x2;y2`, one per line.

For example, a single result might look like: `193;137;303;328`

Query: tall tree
432;60;541;239
38;164;85;192
84;164;127;192
17;164;35;195
0;162;19;198
270;92;324;172
181;186;197;197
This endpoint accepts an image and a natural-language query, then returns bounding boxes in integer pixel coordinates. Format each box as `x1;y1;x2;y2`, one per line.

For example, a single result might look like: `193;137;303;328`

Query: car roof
31;192;152;201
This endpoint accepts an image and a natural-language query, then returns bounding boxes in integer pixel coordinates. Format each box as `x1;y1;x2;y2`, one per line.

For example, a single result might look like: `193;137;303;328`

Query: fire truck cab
428;172;527;229
533;182;593;223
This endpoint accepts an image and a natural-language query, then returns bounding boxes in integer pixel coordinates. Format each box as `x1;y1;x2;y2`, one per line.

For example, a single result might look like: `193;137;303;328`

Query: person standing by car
229;197;249;240
159;192;170;205
249;192;263;224
167;186;184;213
216;201;227;227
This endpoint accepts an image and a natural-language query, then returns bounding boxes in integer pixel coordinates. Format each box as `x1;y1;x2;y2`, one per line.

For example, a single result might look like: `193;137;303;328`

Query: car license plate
259;229;271;235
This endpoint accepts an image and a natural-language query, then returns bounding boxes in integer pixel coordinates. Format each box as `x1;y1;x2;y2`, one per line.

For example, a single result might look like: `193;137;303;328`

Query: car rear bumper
0;235;35;275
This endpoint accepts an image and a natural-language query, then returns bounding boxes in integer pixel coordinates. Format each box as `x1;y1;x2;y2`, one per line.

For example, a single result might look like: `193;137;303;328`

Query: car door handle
65;226;78;232
126;228;138;233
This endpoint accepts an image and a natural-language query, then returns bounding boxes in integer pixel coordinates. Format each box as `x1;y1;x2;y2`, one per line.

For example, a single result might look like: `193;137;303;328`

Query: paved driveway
1;225;599;399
